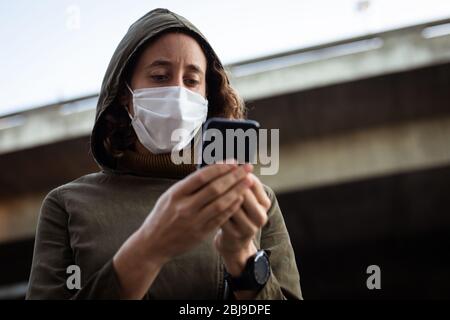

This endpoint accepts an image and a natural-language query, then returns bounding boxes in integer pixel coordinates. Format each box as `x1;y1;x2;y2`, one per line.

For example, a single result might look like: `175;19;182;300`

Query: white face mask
126;84;208;154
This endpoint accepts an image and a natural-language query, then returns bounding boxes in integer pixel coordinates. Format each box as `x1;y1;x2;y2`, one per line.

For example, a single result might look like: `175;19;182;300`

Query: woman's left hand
214;173;272;277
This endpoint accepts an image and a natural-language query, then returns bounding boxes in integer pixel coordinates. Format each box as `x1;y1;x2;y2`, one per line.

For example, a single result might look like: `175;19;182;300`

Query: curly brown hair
99;28;246;160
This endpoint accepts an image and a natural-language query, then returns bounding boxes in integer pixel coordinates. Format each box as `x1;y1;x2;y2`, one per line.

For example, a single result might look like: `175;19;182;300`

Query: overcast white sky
1;0;449;116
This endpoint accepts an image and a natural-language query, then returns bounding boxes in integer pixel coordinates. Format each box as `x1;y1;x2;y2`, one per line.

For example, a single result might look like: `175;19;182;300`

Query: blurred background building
1;1;450;299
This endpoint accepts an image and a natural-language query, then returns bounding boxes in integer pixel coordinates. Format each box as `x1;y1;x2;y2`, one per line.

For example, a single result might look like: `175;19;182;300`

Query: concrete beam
0;193;46;243
0;282;28;300
0;97;96;154
229;21;450;100
259;115;450;193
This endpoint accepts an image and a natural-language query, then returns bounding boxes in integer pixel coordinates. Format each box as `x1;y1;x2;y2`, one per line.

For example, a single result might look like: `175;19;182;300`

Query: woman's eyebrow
145;59;172;69
145;59;204;74
185;64;204;75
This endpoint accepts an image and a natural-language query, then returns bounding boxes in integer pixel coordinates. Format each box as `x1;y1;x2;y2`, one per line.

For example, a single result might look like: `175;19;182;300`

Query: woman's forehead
139;32;207;69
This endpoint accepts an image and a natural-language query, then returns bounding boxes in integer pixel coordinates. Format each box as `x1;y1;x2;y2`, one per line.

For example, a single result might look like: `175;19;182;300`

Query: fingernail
227;159;238;167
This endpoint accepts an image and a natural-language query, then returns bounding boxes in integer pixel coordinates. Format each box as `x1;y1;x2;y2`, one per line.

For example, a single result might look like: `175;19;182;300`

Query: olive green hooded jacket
26;8;302;300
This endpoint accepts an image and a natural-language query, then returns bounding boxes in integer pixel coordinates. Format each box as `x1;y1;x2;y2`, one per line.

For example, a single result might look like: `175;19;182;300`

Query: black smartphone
197;117;260;169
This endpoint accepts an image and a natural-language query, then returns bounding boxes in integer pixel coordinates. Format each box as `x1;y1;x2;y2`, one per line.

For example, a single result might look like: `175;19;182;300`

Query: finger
221;219;241;239
249;174;271;210
198;178;250;225
190;164;253;209
203;195;243;233
229;208;257;237
173;161;237;195
242;189;268;228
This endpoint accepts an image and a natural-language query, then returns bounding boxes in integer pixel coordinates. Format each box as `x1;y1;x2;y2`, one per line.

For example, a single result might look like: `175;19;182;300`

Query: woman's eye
184;79;199;86
151;75;168;82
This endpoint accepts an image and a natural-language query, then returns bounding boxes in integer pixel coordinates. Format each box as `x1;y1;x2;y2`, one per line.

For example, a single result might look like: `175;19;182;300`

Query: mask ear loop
124;82;134;121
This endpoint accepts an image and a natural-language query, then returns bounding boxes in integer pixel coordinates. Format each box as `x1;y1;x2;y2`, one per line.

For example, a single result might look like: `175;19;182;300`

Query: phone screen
197;117;260;169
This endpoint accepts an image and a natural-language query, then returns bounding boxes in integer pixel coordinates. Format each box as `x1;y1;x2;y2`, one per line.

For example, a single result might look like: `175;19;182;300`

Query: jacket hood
90;8;225;171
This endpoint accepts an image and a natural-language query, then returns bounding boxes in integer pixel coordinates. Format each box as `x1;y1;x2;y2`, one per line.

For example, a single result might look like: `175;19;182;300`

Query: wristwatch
224;250;271;291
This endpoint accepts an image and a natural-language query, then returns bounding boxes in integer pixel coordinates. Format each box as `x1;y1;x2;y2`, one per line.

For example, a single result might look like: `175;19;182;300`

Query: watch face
254;251;270;285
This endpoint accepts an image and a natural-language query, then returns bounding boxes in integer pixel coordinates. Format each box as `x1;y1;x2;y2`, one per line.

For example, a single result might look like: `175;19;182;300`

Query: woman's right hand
113;162;253;299
138;162;254;265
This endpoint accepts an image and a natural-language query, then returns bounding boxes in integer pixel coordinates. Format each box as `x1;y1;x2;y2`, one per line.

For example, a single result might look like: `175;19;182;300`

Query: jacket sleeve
253;185;303;300
26;188;123;300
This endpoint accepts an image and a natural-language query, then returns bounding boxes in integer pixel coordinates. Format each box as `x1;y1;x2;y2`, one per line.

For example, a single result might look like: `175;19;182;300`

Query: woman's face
126;32;208;114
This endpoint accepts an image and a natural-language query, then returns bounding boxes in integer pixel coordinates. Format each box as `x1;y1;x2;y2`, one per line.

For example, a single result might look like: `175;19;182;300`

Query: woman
26;8;302;300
